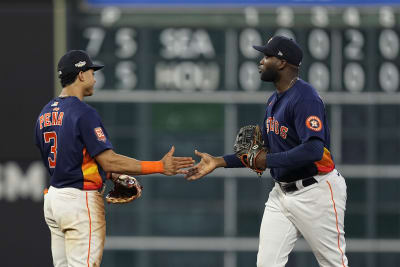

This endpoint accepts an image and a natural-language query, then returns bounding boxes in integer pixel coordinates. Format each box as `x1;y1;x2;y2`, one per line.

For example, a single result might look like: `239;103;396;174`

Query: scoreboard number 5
44;131;57;168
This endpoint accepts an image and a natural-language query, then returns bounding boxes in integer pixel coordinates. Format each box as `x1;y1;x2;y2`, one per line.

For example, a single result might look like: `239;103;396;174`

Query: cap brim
252;45;274;56
90;64;104;71
253;45;266;53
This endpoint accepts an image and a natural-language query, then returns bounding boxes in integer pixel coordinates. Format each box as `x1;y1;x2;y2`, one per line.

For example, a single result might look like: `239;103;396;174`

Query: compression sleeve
266;138;324;168
223;154;245;168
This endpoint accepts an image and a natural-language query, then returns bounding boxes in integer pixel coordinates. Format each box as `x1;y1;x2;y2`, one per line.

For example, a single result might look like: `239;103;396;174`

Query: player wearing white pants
257;170;348;267
35;50;194;267
44;186;106;267
184;36;349;266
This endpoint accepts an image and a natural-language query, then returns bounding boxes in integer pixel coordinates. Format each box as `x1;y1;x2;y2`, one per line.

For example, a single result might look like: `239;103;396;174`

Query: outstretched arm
95;146;194;176
185;150;227;181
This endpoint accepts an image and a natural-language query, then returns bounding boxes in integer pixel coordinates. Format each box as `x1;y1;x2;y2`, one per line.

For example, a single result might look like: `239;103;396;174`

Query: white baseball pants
257;169;348;267
44;186;106;267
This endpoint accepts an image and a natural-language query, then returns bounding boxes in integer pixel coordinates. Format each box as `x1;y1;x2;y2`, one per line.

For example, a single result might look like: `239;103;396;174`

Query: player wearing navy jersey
186;36;348;267
35;50;194;267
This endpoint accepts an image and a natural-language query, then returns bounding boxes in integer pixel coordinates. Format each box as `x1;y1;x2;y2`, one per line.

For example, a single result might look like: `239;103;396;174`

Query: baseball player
34;50;194;267
186;36;348;267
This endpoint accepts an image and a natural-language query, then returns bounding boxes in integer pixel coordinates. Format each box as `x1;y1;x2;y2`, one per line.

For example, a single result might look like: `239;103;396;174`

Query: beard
261;66;279;82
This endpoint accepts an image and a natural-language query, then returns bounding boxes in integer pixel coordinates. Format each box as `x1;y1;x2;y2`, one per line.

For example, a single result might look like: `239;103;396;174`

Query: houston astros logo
306;116;322;131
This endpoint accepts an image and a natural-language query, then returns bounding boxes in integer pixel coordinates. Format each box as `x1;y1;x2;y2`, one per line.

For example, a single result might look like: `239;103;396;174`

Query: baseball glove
233;125;266;176
105;175;143;204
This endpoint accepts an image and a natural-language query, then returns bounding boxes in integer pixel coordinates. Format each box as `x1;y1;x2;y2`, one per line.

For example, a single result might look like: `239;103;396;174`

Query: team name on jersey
39;111;64;129
266;117;288;139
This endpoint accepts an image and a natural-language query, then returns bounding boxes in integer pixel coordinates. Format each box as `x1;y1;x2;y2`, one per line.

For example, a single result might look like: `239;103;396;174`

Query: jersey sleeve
292;98;327;143
78;109;113;157
223;153;245;168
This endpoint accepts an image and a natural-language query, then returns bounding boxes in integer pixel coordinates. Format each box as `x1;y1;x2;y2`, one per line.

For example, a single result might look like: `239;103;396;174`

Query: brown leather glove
233;125;267;176
106;175;143;204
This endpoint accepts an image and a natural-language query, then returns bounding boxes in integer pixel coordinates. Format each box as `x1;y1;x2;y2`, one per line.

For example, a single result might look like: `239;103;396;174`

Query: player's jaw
83;70;96;96
260;64;279;82
84;86;94;96
259;56;280;82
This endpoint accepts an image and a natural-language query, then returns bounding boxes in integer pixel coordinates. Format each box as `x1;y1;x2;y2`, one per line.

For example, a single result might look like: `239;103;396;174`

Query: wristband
223;154;244;168
141;161;164;174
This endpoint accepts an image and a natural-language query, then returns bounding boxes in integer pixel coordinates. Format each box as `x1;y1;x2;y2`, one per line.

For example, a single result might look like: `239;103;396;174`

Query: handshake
186;124;267;180
107;125;267;204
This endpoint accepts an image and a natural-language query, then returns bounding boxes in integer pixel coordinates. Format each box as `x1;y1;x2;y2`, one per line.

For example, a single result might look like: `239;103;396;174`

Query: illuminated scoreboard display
68;2;400;94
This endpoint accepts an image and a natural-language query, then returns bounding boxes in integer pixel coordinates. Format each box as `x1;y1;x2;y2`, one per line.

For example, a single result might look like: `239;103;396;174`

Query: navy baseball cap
57;50;104;78
253;36;303;67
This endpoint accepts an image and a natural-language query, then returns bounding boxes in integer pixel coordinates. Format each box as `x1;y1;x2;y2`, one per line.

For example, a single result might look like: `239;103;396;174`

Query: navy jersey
35;96;113;190
262;79;335;182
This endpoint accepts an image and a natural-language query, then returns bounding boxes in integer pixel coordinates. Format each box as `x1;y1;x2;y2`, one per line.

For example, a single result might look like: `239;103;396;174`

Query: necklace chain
287;77;298;90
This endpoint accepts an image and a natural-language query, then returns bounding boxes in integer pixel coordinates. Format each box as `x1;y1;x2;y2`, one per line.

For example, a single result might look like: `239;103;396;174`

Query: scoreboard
67;2;400;98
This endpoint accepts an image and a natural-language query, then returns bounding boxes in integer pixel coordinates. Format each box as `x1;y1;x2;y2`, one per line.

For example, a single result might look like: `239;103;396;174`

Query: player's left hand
233;125;267;176
161;146;195;176
105;174;143;204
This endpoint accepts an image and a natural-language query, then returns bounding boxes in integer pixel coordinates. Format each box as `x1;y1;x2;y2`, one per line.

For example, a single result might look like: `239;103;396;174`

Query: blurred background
2;0;400;266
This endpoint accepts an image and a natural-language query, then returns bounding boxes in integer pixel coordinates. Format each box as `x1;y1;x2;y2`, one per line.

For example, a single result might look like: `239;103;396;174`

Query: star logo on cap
278;51;283;56
75;61;86;68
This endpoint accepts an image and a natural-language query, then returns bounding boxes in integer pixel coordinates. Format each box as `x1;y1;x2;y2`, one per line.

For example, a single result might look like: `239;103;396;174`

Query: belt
278;177;318;193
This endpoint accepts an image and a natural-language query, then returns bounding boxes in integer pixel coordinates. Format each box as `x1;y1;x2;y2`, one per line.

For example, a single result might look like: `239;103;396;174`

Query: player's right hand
185;150;218;181
161;146;195;176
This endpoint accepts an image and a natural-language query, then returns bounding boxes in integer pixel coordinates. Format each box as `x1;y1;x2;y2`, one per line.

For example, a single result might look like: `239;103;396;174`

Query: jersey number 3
44;132;57;168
